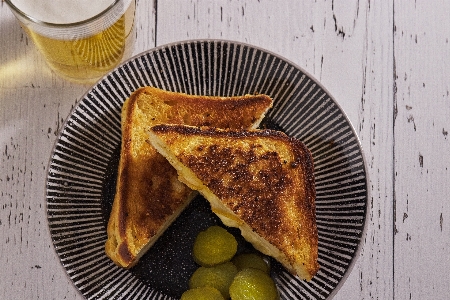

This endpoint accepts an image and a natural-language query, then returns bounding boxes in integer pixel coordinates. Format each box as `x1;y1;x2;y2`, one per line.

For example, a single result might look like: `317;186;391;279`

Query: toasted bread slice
147;124;319;280
105;87;273;268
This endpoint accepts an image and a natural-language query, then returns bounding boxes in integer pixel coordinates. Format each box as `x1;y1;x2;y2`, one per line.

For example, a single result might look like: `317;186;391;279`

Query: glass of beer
5;0;136;84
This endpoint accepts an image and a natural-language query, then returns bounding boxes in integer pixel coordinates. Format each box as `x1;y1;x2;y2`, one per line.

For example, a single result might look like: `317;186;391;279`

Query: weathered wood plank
0;5;88;300
332;2;395;299
0;86;84;299
394;0;450;298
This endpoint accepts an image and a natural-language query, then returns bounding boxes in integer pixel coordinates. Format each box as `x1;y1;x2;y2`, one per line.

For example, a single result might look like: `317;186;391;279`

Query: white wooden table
1;0;449;299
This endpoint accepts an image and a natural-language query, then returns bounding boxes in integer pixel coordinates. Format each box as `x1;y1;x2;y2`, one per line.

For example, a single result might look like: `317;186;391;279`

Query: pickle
181;286;225;300
232;253;270;274
193;225;238;267
229;268;279;300
189;262;238;299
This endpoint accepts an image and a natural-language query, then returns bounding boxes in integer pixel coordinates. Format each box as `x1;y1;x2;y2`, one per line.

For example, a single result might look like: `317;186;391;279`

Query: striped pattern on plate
46;40;368;300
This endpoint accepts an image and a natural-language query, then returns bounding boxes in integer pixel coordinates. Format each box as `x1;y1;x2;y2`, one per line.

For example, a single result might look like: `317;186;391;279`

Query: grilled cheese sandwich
147;124;319;280
105;87;273;268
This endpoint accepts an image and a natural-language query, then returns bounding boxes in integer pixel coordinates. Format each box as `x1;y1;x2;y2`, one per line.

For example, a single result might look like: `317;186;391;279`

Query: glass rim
4;0;123;27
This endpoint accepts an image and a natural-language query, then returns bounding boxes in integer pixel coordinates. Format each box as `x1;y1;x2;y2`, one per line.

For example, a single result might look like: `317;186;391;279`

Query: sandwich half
147;124;319;281
105;87;273;268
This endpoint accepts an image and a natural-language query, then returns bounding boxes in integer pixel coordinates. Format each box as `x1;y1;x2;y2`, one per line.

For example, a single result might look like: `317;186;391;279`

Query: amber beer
6;0;136;83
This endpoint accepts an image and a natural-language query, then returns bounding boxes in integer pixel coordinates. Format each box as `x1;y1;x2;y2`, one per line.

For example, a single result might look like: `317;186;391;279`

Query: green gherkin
193;226;238;267
181;286;225;300
232;253;270;274
189;262;238;299
229;268;279;300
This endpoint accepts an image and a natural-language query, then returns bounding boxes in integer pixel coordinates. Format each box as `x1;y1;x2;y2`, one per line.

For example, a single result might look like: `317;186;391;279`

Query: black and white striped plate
46;40;368;300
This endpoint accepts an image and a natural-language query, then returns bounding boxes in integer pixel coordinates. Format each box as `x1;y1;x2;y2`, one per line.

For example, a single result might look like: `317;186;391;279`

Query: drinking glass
5;0;136;84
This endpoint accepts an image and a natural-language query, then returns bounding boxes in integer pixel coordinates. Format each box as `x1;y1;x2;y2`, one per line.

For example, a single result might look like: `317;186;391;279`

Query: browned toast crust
148;125;319;280
105;87;272;268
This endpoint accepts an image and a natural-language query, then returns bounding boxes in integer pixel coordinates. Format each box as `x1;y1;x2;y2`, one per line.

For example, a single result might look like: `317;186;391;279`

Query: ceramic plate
46;40;368;300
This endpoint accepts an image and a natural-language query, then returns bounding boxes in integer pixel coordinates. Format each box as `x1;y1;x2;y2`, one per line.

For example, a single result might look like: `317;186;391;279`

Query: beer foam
11;0;116;24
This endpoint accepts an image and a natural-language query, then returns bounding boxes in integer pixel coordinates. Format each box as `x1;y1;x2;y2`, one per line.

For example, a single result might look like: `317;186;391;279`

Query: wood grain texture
0;5;89;300
0;87;85;300
330;1;395;299
1;0;449;298
394;0;450;298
